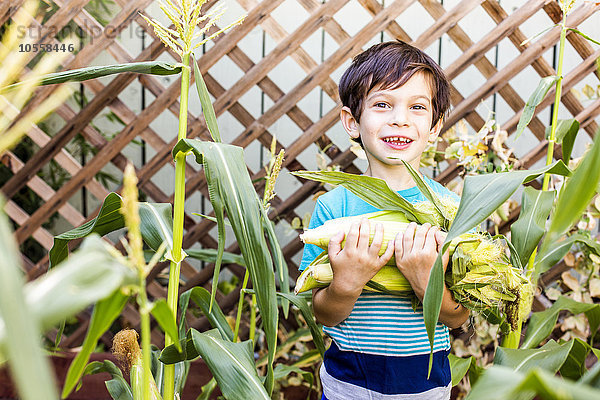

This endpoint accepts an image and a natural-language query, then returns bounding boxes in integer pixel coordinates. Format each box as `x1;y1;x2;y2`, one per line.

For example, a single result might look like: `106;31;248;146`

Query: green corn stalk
140;2;244;399
503;0;570;349
120;164;154;400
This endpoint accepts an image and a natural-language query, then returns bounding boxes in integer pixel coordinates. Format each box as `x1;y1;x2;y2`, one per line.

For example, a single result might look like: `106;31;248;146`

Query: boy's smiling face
341;71;441;179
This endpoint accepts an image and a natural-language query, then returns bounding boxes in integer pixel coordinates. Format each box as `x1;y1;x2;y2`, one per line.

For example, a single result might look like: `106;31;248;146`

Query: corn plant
0;10;138;400
3;1;323;399
140;2;244;396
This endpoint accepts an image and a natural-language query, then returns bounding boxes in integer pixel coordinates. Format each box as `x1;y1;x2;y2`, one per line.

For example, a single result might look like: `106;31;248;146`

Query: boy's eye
374;102;388;108
411;104;427;110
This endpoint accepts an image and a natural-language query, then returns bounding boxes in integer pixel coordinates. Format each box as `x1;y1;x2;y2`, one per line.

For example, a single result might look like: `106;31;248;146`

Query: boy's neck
364;163;423;192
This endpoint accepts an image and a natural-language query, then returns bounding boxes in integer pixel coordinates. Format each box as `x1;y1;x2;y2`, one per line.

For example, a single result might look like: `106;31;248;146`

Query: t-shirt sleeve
298;197;335;272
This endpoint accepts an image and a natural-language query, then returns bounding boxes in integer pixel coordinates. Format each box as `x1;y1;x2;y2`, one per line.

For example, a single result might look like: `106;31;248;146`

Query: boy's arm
394;223;469;330
312;219;394;327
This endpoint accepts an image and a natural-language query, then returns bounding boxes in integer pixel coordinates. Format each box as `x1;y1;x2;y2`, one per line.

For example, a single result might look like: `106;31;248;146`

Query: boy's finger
344;221;360;248
380;239;395;265
369;222;384;255
434;230;447;247
357;218;371;250
394;232;404;260
411;222;429;250
328;231;344;256
423;226;438;253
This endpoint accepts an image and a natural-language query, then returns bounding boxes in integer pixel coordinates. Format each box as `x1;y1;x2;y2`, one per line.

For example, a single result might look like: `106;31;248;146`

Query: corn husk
297;207;533;330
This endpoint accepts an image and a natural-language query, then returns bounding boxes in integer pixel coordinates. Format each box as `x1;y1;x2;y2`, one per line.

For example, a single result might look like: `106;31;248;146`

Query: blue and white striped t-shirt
299;177;459;397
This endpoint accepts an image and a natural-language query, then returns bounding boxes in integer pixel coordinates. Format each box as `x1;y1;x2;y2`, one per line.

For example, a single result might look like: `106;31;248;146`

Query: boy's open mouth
382;136;413;149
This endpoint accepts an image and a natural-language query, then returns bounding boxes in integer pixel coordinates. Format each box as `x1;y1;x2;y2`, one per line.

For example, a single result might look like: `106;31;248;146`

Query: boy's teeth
383;137;411;144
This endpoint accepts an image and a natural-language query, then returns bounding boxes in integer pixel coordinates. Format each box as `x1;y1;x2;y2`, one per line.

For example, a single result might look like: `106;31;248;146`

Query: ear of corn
295;261;412;297
300;210;410;256
113;329;162;400
297;207;533;331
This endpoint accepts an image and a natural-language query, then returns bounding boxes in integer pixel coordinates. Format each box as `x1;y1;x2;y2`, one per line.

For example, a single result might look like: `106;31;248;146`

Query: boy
299;41;469;400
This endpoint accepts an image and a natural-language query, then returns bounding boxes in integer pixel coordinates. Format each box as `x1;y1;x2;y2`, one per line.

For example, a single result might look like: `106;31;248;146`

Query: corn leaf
79;361;132;400
534;233;582;274
159;333;199;365
199;144;227;313
579;356;600;388
521;296;600;349
138;202;177;262
511;187;555;268
186;287;234;341
49;192;124;268
534;232;600;277
150;347;165;394
559;338;591;381
520;24;558;46
2;61;182;92
448;161;570;239
0;207;58;400
494;339;576;374
160;286;235;365
424;161;571;369
481;307;511;335
151;299;181;351
173;358;189;398
465;365;600;400
173;139;278;393
196;378;217;400
23;236;136;334
49;193;178;268
401;160;448;227
539;131;600;268
449;355;471;387
263;210;291;316
291;170;420;221
449;354;482;387
62;291;130;398
568;28;600;46
493;233;523;271
185;248;246;266
190;329;271;400
545;119;579;162
254;327;312;368
105;381;133;400
273;292;325;357
273;364;314;388
193;52;221;143
177;287;194;340
515;76;559;139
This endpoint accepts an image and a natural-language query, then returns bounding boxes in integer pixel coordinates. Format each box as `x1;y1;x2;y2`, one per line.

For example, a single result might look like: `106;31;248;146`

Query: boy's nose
389;108;409;127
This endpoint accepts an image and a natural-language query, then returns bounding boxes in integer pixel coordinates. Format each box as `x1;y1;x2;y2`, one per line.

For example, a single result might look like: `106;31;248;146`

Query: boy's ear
340;106;360;139
428;118;444;142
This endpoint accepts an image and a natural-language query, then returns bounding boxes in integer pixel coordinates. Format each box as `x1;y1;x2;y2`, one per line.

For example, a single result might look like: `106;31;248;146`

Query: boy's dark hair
339;40;450;142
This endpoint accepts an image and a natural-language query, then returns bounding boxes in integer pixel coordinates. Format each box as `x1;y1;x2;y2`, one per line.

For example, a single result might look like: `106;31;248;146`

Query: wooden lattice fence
2;0;600;348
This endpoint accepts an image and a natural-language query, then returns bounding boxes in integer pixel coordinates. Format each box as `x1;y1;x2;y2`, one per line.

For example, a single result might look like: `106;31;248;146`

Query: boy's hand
327;218;395;296
393;222;450;300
